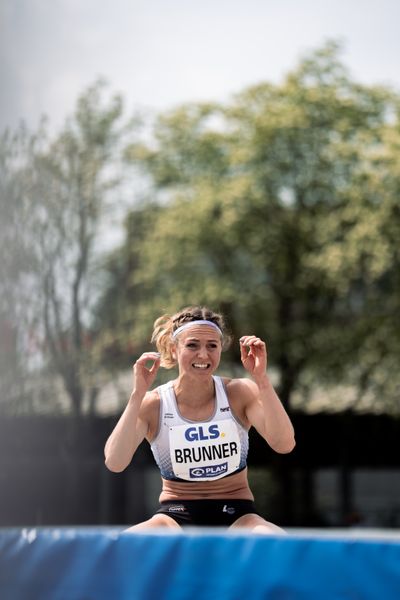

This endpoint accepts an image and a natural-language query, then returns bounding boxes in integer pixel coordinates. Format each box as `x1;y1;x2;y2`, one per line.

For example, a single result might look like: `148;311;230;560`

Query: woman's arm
237;335;295;454
104;352;160;472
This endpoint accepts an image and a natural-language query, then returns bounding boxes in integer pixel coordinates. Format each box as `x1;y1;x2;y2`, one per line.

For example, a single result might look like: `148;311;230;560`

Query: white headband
172;320;222;338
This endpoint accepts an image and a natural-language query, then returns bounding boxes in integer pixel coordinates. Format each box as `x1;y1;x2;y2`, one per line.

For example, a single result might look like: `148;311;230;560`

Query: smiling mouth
192;363;210;369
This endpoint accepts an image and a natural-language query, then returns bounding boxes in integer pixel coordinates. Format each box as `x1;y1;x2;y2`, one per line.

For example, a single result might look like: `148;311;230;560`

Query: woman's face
173;325;222;377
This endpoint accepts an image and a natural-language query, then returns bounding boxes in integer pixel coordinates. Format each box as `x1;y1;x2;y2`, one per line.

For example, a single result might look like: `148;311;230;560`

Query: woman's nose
198;346;208;358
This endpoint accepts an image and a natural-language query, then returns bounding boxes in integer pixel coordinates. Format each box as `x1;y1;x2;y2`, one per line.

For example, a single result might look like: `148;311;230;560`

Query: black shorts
155;499;260;527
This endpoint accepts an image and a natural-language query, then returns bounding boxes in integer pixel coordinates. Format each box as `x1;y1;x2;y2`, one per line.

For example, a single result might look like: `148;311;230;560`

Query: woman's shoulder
217;377;251;429
221;376;258;399
142;387;161;408
219;376;257;429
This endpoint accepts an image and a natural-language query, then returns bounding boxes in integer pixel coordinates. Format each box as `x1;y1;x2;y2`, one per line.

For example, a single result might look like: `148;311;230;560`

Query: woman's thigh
229;513;287;534
124;513;182;532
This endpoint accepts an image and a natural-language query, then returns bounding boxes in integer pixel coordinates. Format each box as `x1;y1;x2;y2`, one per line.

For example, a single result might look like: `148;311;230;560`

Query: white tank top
150;376;249;482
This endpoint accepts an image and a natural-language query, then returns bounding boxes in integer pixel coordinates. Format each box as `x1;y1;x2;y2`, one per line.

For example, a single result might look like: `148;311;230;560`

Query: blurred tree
113;41;400;414
308;101;400;413
93;201;162;368
0;125;43;412
1;81;128;416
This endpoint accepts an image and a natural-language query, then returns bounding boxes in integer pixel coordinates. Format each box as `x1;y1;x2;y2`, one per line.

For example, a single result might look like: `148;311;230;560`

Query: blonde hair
151;306;231;369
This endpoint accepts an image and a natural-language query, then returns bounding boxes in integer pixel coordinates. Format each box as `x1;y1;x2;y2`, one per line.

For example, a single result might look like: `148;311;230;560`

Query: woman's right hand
132;352;161;398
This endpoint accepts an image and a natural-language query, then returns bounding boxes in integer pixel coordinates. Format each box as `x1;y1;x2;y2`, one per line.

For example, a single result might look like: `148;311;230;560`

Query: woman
104;306;295;533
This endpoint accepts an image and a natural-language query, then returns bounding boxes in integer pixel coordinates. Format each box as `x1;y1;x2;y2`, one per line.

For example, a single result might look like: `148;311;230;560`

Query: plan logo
189;462;228;478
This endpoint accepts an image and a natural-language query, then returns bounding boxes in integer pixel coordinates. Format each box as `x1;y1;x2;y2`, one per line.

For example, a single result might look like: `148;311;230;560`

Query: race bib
169;420;241;481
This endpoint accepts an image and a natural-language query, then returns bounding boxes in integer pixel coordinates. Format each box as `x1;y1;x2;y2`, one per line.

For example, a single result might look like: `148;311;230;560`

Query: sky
1;0;400;134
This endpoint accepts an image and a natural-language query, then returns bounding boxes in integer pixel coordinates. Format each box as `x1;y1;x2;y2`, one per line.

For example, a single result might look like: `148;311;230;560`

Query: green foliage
109;42;400;412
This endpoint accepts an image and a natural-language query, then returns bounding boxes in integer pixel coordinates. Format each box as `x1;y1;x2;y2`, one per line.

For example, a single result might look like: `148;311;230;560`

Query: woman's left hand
239;335;267;380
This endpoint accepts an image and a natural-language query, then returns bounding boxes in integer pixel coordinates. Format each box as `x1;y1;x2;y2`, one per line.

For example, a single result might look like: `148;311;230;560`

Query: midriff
159;467;254;502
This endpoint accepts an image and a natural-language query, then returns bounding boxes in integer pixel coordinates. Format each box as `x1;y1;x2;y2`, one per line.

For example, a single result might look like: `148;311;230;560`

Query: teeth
193;364;209;369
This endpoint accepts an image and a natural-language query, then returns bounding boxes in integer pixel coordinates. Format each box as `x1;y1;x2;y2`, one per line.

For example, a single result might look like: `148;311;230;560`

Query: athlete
104;306;295;533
